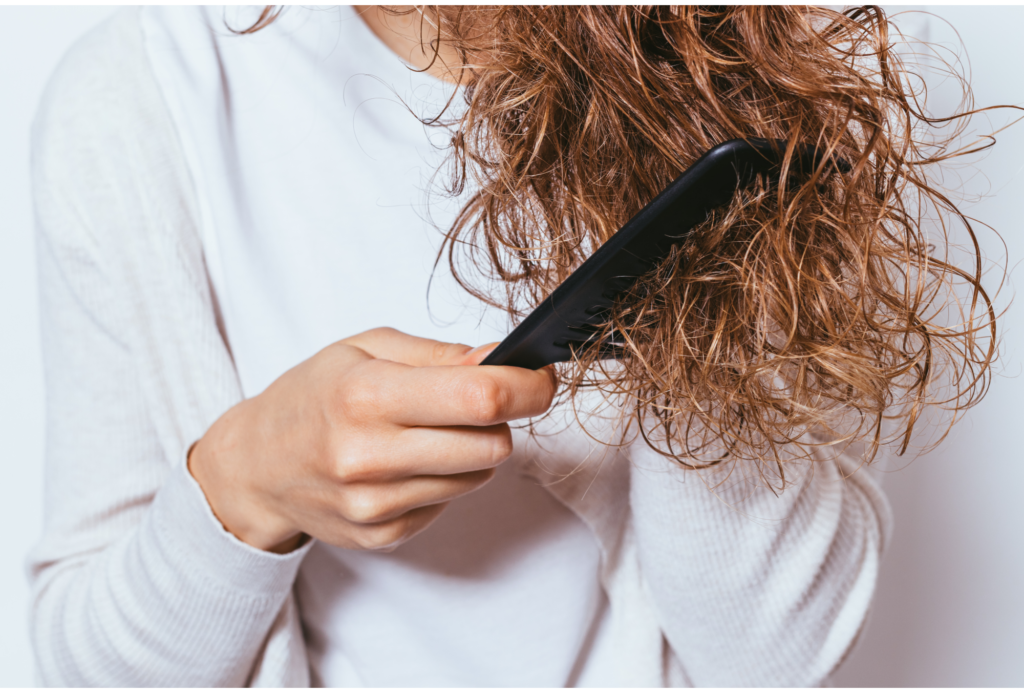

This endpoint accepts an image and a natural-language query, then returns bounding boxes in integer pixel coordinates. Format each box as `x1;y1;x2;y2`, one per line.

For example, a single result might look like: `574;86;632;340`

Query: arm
30;239;312;686
27;11;312;685
630;438;891;686
28;14;557;686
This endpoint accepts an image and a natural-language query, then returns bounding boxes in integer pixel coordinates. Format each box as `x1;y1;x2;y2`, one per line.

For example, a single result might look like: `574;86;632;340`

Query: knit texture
28;7;892;686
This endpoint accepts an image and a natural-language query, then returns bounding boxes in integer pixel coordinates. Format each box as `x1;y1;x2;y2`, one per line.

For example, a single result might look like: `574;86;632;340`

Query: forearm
30;452;311;686
630;441;890;686
30;181;309;685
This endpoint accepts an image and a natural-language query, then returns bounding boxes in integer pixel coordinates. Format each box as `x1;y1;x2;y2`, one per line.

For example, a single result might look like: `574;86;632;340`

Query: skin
189;328;556;555
356;6;465;84
191;10;552;557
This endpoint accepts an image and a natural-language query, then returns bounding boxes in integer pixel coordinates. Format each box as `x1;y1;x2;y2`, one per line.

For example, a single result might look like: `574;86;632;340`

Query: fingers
339;503;450;552
334;328;555;426
308;469;496;550
334;423;512;480
339;358;557;427
456;342;501;366
340;327;476;367
338;468;496;526
339;328;501;367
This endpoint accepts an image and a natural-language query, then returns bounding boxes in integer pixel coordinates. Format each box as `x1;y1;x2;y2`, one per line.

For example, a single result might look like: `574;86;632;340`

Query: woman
28;6;993;686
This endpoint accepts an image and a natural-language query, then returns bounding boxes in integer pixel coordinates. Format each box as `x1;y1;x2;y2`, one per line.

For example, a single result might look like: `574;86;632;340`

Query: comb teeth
479;138;849;370
606;274;639;290
601;275;638;300
552;334;628;360
563;326;598;343
553;334;599;349
567;325;596;336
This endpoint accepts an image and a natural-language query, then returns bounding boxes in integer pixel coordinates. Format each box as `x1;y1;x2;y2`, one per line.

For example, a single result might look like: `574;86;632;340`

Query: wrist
187;403;302;554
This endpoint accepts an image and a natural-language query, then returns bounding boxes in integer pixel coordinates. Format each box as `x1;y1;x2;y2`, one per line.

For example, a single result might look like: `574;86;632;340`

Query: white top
27;6;894;687
142;6;605;685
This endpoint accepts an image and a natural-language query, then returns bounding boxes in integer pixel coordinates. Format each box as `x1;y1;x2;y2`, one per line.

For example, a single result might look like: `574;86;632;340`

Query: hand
188;328;556;554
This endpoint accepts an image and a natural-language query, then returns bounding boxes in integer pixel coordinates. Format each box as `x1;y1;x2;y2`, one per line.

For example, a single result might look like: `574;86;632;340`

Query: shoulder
33;6;222;132
31;7;222;189
34;8;152;161
31;8;204;262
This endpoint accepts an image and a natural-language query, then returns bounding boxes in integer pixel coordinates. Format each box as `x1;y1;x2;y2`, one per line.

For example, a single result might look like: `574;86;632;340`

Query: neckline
343;6;451;88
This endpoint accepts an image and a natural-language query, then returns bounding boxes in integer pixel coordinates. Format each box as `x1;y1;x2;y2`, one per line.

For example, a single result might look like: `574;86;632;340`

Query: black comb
480;138;846;370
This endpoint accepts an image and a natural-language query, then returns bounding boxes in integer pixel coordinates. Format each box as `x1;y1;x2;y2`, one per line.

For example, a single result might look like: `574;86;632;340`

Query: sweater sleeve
27;9;312;686
629;436;892;686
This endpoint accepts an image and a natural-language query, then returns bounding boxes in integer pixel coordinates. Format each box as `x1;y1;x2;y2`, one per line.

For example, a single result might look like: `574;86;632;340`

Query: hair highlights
431;5;1003;480
252;7;1007;482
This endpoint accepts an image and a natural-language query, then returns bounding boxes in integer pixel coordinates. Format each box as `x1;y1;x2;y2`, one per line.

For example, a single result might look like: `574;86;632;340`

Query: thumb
455;342;500;366
340;327;482;367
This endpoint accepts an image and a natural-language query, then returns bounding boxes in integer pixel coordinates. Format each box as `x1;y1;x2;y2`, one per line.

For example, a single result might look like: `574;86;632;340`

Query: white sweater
143;7;607;685
28;7;892;687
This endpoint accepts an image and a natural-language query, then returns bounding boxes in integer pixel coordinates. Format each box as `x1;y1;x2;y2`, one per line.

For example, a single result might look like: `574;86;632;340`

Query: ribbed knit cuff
146;446;314;597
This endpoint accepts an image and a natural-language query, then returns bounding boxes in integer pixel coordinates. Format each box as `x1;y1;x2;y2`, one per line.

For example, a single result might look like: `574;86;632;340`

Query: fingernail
467;342;499;356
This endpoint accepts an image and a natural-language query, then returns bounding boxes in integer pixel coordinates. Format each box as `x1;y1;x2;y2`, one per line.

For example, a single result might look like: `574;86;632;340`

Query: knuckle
336;371;385;420
488;427;514;465
431;341;452;363
462;376;508;425
432;341;469;365
358;519;407;551
343;488;391;525
332;444;371;483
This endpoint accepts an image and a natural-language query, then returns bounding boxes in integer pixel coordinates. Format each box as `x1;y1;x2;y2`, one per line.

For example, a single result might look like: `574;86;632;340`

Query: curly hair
252;6;1006;482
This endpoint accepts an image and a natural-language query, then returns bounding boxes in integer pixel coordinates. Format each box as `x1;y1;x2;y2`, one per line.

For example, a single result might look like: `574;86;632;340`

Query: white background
1;5;1021;687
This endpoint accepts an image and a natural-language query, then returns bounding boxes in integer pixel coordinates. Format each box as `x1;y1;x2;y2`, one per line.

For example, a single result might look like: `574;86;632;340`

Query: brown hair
252;7;1007;483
